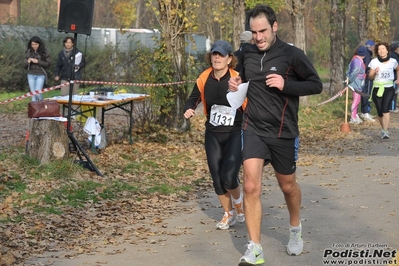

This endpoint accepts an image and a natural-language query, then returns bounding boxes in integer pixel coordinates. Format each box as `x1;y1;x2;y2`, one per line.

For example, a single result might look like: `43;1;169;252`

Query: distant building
0;0;20;24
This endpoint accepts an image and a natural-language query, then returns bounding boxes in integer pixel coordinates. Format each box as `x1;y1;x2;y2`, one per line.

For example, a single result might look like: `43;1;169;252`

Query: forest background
1;0;399;130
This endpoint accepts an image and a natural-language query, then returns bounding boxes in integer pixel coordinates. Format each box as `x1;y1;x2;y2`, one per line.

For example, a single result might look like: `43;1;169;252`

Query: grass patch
34;206;63;215
18;156;81;180
0;215;24;224
36;180;138;211
122;161;142;174
42;180;113;208
4;176;26;192
193;177;207;186
316;67;330;83
122;159;160;175
0;174;26;199
110;181;139;193
299;91;346;131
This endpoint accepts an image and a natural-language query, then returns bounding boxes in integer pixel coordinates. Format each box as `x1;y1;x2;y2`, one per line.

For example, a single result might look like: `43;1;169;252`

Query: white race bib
209;104;236;126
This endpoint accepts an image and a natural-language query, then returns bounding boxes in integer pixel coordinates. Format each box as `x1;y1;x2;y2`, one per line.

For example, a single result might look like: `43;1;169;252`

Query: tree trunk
376;0;390;41
232;0;246;51
357;0;368;43
290;0;307;52
289;0;308;104
329;0;346;95
135;0;142;28
28;120;69;164
157;0;190;130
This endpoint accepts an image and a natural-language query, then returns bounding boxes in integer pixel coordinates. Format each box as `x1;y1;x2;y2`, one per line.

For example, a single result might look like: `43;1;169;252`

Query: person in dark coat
233;31;254;72
54;36;86;96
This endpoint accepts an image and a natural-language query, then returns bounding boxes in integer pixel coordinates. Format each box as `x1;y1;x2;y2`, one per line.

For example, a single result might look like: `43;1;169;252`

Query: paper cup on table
226;82;249;109
89;92;95;97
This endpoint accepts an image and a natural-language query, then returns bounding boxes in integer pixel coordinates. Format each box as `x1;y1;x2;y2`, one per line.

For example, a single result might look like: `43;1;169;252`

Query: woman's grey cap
240;31;253;43
211;40;233;56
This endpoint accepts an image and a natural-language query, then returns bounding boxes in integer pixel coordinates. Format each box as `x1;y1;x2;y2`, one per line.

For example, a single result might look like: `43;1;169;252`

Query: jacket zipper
260;52;266;71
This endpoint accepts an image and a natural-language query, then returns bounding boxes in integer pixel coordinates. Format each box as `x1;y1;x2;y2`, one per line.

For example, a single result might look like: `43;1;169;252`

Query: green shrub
0;38;26;92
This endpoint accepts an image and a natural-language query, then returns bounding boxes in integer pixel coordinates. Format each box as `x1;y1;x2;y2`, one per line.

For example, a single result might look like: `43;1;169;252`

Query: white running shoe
216;211;236;230
286;224;304;255
349;117;362;124
362;113;375;122
238;241;265;265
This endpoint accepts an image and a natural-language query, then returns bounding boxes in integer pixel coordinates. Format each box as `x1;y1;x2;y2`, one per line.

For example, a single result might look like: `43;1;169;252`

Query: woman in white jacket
368;42;399;139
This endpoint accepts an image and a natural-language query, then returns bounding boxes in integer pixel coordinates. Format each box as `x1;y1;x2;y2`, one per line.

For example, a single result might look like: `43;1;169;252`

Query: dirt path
23;113;399;266
0;113;29;149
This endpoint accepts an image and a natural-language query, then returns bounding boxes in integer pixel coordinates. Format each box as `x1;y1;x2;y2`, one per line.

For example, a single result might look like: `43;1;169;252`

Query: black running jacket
240;36;323;139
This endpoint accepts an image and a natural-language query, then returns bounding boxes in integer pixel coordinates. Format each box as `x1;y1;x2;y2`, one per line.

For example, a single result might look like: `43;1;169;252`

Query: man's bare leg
275;171;301;226
243;158;264;244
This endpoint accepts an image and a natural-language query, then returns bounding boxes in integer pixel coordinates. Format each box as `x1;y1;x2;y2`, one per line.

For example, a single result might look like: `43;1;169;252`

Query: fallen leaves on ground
0;114;212;265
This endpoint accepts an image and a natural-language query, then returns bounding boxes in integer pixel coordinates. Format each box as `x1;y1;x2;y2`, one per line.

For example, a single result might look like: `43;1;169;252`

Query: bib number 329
210;104;236;126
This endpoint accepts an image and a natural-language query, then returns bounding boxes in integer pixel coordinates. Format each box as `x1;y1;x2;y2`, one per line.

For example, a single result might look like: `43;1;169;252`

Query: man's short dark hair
247;4;277;27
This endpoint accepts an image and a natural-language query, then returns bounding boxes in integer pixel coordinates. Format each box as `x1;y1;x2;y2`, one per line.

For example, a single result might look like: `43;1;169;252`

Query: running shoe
349;118;359;124
286;224;303;255
349;116;362;124
381;131;389;139
362;113;375;122
238;241;265;265
216;212;236;230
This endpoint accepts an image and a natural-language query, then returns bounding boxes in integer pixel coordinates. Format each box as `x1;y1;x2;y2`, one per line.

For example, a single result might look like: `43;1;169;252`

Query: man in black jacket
54;36;86;96
228;4;322;265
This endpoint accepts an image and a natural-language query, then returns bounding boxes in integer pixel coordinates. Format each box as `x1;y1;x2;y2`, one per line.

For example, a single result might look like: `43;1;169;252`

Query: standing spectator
184;40;245;230
347;46;367;124
228;4;322;265
389;42;399;112
24;36;51;101
54;36;86;96
234;31;254;72
360;40;376;121
368;42;399;139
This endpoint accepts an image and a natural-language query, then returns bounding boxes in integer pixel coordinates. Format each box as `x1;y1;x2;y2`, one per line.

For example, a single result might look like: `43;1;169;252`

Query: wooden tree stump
27;120;70;164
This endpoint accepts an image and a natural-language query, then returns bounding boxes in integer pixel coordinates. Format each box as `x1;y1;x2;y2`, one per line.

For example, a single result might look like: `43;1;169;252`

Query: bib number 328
210;104;236;126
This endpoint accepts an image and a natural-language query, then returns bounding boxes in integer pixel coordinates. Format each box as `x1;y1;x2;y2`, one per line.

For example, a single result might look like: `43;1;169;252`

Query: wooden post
340;87;351;133
27;120;70;164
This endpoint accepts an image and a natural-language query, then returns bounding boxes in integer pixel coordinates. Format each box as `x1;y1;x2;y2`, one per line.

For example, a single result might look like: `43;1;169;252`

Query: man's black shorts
241;130;299;175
